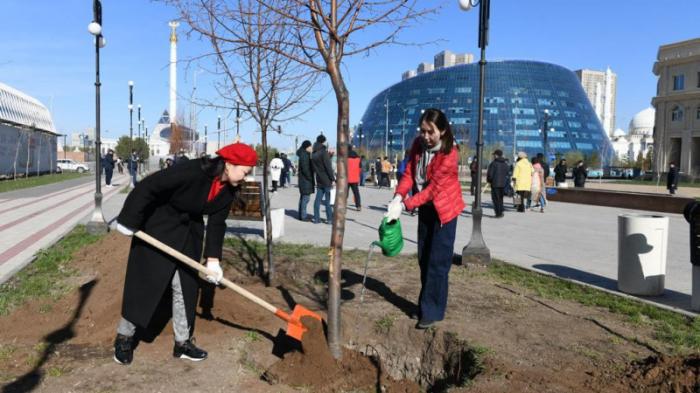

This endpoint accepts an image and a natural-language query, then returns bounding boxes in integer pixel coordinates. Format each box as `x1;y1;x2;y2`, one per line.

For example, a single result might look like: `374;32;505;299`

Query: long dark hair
201;156;225;178
418;108;455;154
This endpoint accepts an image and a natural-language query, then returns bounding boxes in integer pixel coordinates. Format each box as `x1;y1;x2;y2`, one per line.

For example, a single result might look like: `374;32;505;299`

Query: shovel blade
286;305;322;341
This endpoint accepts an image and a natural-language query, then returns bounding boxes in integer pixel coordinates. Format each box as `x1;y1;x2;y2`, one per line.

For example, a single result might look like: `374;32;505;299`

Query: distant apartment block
575;68;617;137
402;50;473;79
652;37;700;177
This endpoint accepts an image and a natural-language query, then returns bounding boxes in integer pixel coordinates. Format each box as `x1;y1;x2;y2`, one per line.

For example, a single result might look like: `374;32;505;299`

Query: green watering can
361;218;404;302
373;217;404;257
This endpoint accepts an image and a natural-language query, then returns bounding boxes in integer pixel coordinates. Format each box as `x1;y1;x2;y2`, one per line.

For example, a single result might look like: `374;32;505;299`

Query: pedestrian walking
348;148;362;211
269;153;284;193
374;157;381;187
554;158;567;187
470;156;479;196
486;149;509;218
113;143;257;365
296;140;315;221
282;154;293;187
360;155;368;186
512;152;533;212
529;157;546;212
381;156;391;188
385;108;464;329
117;158;124;174
667;163;679;195
311;134;334;224
572;160;588;188
103;149;116;187
128;150;139;187
536;152;550;183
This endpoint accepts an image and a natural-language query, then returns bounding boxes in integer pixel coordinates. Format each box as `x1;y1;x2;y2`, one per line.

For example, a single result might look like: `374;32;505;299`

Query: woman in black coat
572;160;588;188
296;140;315;221
667;163;679;195
113;143;257;365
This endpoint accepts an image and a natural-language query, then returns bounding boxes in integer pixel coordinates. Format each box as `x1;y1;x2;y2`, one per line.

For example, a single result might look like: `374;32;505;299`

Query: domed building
610;108;654;162
356;59;614;162
147;110;199;157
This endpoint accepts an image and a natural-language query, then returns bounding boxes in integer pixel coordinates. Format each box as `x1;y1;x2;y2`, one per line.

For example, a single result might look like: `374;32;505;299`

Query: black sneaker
113;334;134;365
173;339;208;361
416;319;436;329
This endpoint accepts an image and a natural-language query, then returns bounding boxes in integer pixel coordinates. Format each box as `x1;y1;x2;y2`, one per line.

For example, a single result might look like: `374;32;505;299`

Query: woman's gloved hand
385;195;404;222
205;258;224;284
116;223;134;237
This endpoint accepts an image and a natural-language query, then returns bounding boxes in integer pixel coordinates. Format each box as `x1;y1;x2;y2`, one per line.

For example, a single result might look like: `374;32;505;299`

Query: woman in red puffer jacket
386;108;465;329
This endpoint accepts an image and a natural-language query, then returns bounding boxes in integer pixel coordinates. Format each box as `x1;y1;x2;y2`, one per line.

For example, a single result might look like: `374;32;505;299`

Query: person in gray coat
296;140;315;220
311;134;335;224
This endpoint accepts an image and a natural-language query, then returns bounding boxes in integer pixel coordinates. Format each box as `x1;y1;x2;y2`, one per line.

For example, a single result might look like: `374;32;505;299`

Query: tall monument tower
169;21;179;125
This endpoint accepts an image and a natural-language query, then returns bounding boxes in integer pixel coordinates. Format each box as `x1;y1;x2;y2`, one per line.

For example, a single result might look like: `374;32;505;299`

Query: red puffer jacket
395;139;465;224
348;156;361;184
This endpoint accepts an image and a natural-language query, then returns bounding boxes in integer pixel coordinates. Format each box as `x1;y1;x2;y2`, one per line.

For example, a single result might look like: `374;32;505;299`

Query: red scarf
207;179;227;202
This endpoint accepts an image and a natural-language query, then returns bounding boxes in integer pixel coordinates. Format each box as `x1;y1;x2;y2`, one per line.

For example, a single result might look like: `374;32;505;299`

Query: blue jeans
298;194;311;220
417;204;457;322
313;187;333;223
130;169;138;186
360;171;366;186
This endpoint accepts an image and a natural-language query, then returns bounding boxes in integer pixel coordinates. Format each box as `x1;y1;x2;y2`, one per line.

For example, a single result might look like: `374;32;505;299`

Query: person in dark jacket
554;159;567;186
296;140;315;220
572;160;587;188
113;143;257;365
667;163;679;195
374;157;382;188
176;149;190;165
282;154;293;187
128;150;139;187
469;156;479;195
311;134;335;224
103;149;116;187
360;155;368;186
486;149;509;218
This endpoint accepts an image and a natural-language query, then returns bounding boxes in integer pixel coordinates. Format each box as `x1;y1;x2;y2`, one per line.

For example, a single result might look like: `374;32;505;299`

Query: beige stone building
652;38;700;178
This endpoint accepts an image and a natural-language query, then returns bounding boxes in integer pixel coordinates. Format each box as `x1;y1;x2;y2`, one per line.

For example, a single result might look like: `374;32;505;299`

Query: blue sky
1;0;698;151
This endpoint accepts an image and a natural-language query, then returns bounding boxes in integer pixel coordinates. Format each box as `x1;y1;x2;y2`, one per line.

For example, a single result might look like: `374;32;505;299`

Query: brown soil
263;316;420;392
0;231;698;392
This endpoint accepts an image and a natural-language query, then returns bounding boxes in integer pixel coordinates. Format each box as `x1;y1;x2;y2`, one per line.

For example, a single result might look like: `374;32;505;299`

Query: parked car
57;159;89;173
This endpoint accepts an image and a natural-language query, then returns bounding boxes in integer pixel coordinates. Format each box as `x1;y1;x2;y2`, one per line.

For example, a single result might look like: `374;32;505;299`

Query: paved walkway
0;173;131;284
229;181;695;314
2;172;695;315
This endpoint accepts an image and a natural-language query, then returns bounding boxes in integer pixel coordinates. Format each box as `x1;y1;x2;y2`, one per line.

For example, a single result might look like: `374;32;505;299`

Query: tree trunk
327;68;350;360
261;123;274;284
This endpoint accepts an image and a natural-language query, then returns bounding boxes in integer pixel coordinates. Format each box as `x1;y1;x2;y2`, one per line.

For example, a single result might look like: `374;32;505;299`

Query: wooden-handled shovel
133;230;321;341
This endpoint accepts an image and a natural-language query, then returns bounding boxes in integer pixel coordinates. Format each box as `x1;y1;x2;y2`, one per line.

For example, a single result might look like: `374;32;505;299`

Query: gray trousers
117;271;190;343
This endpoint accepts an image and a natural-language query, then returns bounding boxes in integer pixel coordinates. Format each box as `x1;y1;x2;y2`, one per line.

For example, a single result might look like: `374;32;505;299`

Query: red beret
216;143;258;166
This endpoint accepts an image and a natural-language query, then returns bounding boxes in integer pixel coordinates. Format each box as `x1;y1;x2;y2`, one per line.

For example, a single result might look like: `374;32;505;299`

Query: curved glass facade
356;60;613;162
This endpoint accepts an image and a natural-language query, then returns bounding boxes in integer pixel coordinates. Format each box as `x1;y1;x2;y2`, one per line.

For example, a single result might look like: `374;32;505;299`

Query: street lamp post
217;115;221;150
460;0;492;265
137;105;141;140
384;96;389;158
357;121;363;152
542;109;550;161
236;100;241;140
86;0;107;235
128;81;134;187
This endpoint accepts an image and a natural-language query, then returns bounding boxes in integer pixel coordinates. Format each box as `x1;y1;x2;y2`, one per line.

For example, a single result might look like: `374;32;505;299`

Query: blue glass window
550;142;571;149
564;110;577;118
548;131;566;138
428;88;445;94
451;117;470;124
514;118;537;126
484;107;498;114
518;140;543;148
538;98;555;106
516;130;540;136
455;87;471;93
568;121;581;128
673;75;685;91
576;143;594;150
513;108;535;115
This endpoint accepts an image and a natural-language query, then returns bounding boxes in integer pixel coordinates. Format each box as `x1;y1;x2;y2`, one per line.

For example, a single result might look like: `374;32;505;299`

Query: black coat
311;142;334;188
117;158;240;330
667;167;679;190
487;157;509;188
296;146;315;195
554;163;567;183
103;153;116;170
572;166;587;187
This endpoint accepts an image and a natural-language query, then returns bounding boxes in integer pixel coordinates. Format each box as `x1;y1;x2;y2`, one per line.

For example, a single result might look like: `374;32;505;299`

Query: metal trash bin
617;214;669;296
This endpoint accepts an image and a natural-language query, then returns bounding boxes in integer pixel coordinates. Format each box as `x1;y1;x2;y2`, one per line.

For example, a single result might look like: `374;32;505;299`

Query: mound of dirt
619;354;700;393
263;316;420;392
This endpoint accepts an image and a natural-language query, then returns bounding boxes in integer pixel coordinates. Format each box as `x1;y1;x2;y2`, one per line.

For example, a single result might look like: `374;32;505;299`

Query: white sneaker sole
113;355;131;365
176;354;207;362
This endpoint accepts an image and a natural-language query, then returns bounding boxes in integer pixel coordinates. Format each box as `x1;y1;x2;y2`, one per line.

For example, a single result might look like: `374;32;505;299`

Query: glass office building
356;60;614;162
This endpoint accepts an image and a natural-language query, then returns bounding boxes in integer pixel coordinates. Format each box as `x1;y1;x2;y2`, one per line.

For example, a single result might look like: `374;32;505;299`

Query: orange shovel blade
285;305;322;341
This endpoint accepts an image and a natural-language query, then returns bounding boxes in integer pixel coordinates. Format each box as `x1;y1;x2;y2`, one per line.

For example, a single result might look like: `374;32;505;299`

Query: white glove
385;195;404;222
205;259;223;284
116;223;134;237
